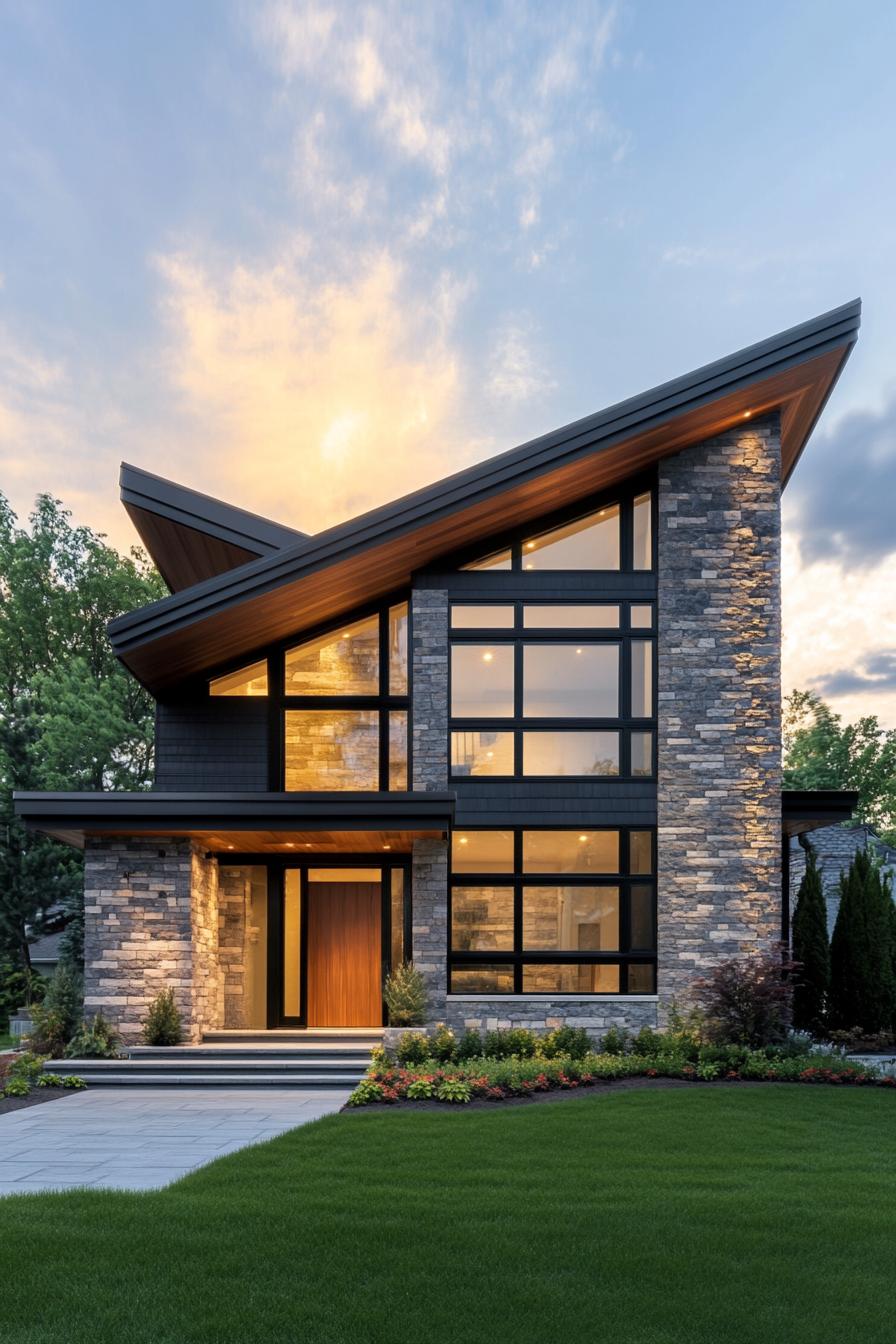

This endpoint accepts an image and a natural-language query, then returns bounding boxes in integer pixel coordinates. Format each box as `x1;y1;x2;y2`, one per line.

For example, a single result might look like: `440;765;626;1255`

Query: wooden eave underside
33;827;439;854
109;301;860;692
125;505;264;592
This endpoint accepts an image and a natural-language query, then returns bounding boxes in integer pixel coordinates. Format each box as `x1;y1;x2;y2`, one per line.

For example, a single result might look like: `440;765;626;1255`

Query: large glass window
279;604;410;792
451;645;514;717
450;730;514;777
522;505;620;570
523;644;618;718
633;492;652;570
523;605;619;629
219;865;268;1027
449;827;656;995
522;731;619;777
210;660;268;697
284;710;379;791
285;615;379;695
451;605;515;629
631;641;653;718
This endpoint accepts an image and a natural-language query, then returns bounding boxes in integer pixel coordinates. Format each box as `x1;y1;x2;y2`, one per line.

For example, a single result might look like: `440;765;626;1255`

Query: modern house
15;301;862;1044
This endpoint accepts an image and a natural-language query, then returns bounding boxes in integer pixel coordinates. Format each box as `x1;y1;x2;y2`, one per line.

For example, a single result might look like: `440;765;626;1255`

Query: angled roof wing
110;300;860;690
121;463;307;592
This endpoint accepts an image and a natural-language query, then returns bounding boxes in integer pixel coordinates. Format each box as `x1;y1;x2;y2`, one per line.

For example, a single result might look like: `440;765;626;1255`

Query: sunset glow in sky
2;2;895;723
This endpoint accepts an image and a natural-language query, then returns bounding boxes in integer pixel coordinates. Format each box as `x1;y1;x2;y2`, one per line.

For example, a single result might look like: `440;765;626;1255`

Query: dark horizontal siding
154;700;268;791
453;780;656;827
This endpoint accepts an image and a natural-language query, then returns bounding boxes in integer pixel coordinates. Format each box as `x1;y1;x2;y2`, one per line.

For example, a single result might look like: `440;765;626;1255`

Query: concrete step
129;1045;374;1060
202;1029;384;1046
48;1057;368;1076
40;1070;362;1088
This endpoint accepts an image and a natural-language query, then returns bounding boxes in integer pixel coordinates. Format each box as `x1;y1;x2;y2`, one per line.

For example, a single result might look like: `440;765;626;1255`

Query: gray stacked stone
411;587;449;791
411;836;449;1023
83;837;218;1043
656;415;782;1019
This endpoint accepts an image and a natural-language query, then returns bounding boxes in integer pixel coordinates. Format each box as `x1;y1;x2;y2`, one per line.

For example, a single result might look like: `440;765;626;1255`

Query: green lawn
1;1086;893;1344
0;1033;16;1051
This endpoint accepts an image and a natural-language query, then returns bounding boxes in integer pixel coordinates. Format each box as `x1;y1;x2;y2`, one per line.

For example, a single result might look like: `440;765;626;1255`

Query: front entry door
305;871;382;1027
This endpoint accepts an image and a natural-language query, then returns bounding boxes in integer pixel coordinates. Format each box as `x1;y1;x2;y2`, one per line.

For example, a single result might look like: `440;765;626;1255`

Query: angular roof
111;299;860;692
121;463;306;591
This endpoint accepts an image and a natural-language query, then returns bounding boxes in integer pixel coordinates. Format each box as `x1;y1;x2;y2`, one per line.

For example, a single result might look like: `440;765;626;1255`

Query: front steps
45;1027;382;1088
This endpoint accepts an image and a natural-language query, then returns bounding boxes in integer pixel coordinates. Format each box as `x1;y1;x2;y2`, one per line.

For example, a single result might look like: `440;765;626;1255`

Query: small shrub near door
66;1012;122;1059
383;963;428;1027
142;988;183;1046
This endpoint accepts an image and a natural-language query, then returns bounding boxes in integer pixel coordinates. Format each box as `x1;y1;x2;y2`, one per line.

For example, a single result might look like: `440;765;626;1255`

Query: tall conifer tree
829;848;896;1032
791;842;830;1033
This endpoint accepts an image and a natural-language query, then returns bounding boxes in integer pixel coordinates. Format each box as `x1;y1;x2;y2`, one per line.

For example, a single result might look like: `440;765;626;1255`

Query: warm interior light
285;842;295;848
742;410;751;419
226;844;235;850
525;541;536;550
382;843;391;850
486;751;493;758
459;836;469;845
524;563;534;570
578;835;589;843
482;651;494;662
305;843;313;848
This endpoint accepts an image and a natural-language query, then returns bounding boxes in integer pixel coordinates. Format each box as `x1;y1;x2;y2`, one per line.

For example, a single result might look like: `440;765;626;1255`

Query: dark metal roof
13;790;456;847
121;463;307;591
108;299;860;688
781;789;859;837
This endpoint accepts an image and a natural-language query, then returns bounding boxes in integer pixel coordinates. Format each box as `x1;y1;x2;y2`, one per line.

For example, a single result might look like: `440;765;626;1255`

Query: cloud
785;394;896;568
486;319;556;405
151;244;485;532
811;651;896;700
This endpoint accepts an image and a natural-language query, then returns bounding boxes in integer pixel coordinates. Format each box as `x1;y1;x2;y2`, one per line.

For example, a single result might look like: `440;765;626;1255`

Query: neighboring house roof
27;930;64;966
782;790;860;837
120;463;307;592
109;299;860;693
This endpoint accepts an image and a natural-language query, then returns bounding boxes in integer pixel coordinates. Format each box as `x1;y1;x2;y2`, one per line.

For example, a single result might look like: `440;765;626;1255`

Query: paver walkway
0;1086;350;1195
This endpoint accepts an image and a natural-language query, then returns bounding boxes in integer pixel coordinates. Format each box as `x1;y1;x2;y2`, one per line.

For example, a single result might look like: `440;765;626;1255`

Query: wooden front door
306;880;382;1027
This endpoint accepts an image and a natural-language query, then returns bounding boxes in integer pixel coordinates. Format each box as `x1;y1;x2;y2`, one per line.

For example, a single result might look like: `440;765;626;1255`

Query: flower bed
347;1050;894;1107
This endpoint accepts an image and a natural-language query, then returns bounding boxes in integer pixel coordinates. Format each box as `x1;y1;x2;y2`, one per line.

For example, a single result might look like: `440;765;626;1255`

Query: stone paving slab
0;1087;350;1196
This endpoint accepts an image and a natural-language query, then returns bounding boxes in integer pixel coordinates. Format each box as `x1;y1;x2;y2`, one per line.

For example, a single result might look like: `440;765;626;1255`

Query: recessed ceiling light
482;651;494;662
742;410;752;419
459;836;468;845
525;541;536;550
578;835;589;843
285;842;295;848
382;843;391;850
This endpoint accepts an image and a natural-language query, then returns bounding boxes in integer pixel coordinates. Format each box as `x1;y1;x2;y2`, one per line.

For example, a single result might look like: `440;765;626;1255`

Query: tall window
281;602;409;791
449;602;655;779
450;828;656;994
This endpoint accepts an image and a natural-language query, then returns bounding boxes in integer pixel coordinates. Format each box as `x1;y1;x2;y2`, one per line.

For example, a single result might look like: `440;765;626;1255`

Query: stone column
411;586;449;791
656;415;782;1020
83;837;219;1044
411;836;449;1025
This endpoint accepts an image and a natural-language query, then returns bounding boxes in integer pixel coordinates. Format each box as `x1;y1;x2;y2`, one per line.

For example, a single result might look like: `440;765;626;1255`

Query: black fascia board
109;300;861;656
120;463;307;557
781;789;859;823
13;790;456;834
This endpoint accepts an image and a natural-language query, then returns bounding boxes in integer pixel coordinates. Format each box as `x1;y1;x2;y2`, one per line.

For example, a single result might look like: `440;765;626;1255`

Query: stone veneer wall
411;587;449;792
83;837;219;1043
656;415;782;1019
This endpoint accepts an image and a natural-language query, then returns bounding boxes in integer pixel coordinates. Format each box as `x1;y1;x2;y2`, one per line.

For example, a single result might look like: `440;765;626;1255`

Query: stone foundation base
440;998;658;1036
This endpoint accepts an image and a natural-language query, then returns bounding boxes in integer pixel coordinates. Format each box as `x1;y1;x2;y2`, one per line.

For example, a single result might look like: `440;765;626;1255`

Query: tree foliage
0;492;164;974
783;689;896;844
829;848;896;1033
790;841;830;1033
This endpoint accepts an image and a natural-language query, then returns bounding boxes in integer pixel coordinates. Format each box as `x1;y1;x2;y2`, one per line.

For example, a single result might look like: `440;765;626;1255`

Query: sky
1;1;896;725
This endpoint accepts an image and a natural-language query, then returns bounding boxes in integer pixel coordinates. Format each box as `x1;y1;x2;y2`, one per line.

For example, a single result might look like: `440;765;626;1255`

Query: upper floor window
209;659;269;697
458;488;653;573
281;602;409;792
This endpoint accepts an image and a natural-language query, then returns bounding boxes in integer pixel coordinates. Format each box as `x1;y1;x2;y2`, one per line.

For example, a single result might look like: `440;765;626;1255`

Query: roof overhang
110;300;860;693
121;463;307;593
13;791;455;853
782;789;859;838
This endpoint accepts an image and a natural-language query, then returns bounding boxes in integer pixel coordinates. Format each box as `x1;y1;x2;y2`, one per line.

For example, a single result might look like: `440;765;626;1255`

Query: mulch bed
0;1086;78;1117
340;1076;770;1114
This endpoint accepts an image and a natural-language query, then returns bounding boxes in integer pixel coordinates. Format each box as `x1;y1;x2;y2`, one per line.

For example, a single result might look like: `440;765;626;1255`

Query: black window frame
448;826;657;995
448;600;657;781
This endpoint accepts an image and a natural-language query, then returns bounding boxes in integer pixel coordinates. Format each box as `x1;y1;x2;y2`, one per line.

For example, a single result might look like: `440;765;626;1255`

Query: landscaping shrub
26;1005;68;1058
482;1028;537;1059
383;962;428;1027
600;1027;628;1055
428;1023;458;1062
539;1026;592;1059
65;1012;122;1059
142;987;183;1046
694;947;796;1046
436;1078;472;1104
456;1028;484;1060
791;841;830;1033
395;1031;430;1065
27;964;83;1056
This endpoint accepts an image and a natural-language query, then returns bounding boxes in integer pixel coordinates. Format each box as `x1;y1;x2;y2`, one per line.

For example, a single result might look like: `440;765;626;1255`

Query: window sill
445;994;659;1003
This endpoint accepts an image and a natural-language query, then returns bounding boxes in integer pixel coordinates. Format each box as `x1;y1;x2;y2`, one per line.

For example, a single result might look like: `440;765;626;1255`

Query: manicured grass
1;1086;893;1344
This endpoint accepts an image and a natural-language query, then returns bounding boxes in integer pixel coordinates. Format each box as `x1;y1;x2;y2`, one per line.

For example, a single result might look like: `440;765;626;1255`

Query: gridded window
449;828;656;995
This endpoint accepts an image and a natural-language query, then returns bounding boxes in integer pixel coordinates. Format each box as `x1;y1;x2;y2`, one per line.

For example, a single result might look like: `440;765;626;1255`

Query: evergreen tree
829;849;896;1032
791;841;830;1033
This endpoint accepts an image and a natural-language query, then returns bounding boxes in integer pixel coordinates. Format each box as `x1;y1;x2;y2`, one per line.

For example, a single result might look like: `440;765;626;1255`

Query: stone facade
441;998;658;1035
411;587;449;791
656;415;782;1019
411;836;449;1023
83;837;219;1043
